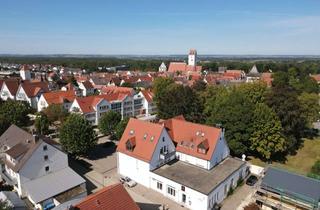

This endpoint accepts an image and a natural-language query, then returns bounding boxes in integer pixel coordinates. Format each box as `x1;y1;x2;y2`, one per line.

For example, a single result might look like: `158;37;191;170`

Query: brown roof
101;86;134;95
5;143;29;159
117;118;164;162
0;124;33;150
3;80;20;95
81;80;94;89
74;183;140;210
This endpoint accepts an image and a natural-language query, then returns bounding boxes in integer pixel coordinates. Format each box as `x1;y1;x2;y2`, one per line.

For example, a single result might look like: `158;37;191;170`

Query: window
157;182;162;190
43;145;47;151
181;186;185;191
162;137;165;142
167;186;175;197
44;155;48;161
45;166;49;172
143;134;147;140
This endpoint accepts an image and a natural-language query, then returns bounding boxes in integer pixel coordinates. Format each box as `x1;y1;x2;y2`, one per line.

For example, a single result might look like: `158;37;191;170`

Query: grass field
249;138;320;175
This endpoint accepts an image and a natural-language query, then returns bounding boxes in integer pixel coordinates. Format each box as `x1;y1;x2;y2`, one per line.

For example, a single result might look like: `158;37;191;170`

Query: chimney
33;134;39;144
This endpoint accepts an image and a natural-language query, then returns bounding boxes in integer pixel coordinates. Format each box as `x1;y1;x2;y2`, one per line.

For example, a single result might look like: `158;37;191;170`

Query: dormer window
126;137;136;152
197;139;209;154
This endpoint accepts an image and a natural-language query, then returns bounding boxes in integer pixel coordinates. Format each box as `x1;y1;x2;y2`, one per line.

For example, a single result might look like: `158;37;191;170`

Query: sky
0;0;320;55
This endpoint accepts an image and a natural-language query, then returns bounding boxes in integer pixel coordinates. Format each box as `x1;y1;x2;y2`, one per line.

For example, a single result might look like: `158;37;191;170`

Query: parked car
246;175;258;186
119;176;137;188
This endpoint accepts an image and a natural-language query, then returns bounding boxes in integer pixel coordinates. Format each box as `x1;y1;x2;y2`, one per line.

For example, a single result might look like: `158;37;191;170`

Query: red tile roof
101;86;134;95
20;81;49;97
140;90;154;103
3;80;20;95
168;62;202;73
75;93;129;113
117;118;164;162
81;80;94;89
43;90;76;105
161;118;222;161
74;183;140;210
311;74;320;82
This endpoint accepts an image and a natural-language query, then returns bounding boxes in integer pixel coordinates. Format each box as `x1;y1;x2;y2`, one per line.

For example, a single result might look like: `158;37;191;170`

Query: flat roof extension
153;157;246;195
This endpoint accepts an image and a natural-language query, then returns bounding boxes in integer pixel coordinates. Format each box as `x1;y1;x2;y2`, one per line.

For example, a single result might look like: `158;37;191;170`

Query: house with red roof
117;117;247;210
0;79;20;101
69;93;134;125
77;80;95;96
37;90;76;112
137;90;157;116
15;81;49;109
71;183;140;210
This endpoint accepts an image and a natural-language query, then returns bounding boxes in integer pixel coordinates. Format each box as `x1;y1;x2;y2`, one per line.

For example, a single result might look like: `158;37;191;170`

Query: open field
249;138;320;175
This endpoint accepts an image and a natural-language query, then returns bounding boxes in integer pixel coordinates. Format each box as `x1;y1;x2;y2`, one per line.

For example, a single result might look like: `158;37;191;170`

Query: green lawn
249;138;320;175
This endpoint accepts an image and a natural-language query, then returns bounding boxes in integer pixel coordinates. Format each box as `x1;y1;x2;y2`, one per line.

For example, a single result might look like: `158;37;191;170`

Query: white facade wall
95;100;111;125
206;163;247;209
150;173;208;210
0;84;15;101
117;152;151;187
19;142;68;185
15;86;32;105
149;129;176;170
209;133;230;169
176;152;210;169
188;54;196;66
37;95;49;112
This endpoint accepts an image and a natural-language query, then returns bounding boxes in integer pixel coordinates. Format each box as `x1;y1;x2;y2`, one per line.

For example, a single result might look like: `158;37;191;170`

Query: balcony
160;151;175;161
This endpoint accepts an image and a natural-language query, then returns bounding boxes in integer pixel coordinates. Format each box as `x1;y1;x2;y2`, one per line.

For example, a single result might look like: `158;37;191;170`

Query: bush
244;203;260;210
311;160;320;175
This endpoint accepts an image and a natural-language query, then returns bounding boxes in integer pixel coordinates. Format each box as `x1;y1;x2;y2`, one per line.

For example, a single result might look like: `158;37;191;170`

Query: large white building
117;117;248;210
0;125;86;210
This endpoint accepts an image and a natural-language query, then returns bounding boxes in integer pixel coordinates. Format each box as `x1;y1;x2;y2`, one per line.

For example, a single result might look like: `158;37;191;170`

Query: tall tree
0;115;10;136
206;90;255;156
114;117;129;140
59;114;97;156
43;104;69;123
250;103;286;160
34;113;50;135
0;100;31;126
266;86;307;152
298;92;320;126
237;82;268;104
98;111;122;136
155;83;203;122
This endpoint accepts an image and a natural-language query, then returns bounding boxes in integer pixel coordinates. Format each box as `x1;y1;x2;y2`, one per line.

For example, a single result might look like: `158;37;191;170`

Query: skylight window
129;130;134;135
150;136;154;142
143;134;148;140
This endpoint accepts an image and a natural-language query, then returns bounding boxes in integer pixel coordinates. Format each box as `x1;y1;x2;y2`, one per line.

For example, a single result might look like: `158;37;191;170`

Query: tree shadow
137;202;162;210
86;141;117;160
68;157;97;193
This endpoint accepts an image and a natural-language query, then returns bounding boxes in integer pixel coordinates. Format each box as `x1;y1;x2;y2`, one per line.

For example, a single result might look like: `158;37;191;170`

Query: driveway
221;184;256;210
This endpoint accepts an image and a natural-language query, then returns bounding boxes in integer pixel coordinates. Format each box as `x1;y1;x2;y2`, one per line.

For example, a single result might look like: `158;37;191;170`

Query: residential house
0;125;86;210
255;167;320;210
15;81;49;109
37;90;76;112
77;80;94;96
70;183;140;210
139;90;157;116
0;80;20;101
246;65;261;83
117;117;248;210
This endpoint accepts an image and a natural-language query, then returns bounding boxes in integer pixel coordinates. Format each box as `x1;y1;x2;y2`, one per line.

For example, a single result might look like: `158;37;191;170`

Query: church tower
20;65;31;80
188;49;197;66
